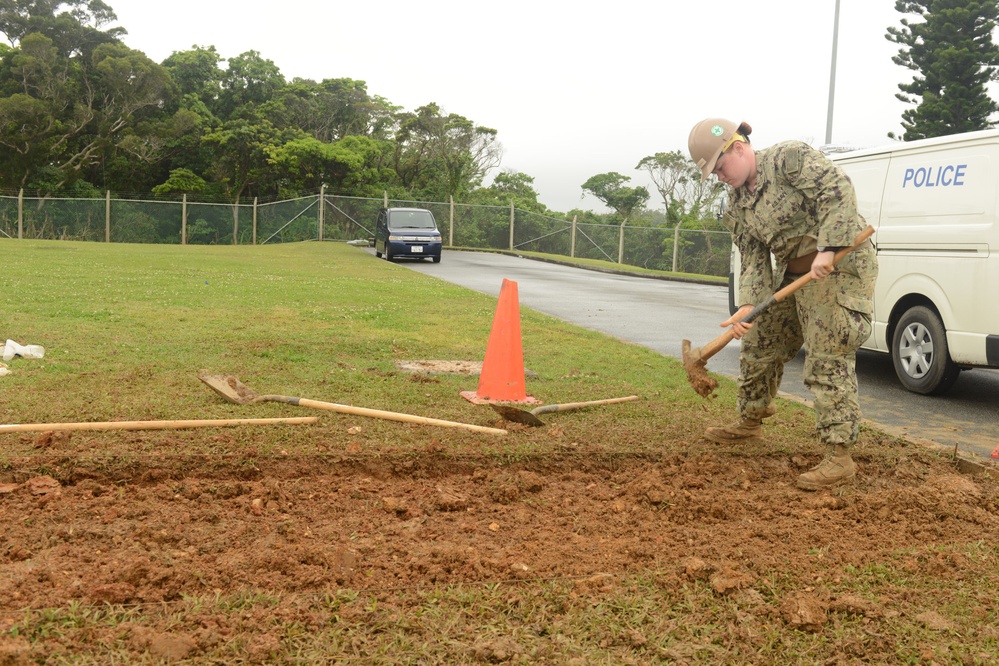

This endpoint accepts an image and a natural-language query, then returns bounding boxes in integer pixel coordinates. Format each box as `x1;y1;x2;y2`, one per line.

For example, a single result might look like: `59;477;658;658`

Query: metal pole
618;219;626;264
182;193;187;245
672;226;681;273
825;0;841;145
449;196;455;247
570;215;577;258
17;188;23;239
105;191;110;242
318;185;325;241
509;201;514;251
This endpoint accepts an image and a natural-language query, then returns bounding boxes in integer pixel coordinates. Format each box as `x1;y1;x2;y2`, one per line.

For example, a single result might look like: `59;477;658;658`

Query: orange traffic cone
460;279;538;405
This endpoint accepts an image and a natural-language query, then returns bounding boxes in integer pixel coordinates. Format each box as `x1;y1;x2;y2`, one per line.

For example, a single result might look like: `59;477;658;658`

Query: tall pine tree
886;0;999;140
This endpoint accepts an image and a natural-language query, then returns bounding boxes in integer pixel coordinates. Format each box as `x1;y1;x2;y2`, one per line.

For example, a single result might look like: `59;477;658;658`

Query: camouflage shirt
722;140;868;307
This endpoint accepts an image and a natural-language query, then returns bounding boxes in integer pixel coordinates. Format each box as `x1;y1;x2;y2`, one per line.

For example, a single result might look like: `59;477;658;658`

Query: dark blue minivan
374;207;443;263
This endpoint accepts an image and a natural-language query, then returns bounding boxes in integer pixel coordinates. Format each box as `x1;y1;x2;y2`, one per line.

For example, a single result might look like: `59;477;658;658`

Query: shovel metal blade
198;374;260;404
489;403;545;427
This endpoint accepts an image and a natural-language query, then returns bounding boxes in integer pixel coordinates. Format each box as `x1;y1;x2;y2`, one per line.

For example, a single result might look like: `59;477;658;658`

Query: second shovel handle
258;395;507;436
532;395;639;416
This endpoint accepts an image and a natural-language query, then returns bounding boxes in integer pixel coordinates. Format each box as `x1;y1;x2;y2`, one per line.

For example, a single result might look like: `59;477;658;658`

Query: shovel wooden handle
258;395;508;436
0;416;319;434
532;395;639;416
693;226;875;364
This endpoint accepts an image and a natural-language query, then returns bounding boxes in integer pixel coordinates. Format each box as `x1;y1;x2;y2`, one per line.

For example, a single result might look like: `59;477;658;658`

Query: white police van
730;130;999;395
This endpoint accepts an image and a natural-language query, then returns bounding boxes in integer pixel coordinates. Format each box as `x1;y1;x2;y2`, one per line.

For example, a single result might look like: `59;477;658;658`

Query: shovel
490;395;639;427
198;374;507;436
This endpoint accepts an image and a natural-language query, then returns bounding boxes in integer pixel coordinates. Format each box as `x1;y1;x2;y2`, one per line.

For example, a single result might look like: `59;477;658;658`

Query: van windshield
389;211;436;229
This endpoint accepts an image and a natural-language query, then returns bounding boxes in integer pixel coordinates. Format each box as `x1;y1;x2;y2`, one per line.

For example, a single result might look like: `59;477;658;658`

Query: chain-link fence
1;190;732;277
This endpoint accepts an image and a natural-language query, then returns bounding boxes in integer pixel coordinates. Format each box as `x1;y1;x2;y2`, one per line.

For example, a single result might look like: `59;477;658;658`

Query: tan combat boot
703;418;763;443
703;403;777;444
796;445;857;491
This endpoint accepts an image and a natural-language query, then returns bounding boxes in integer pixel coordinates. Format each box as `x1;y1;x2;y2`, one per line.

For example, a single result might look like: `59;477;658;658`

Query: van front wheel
891;306;960;395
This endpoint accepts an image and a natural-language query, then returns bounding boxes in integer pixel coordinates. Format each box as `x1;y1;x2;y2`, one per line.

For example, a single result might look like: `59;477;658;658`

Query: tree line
2;0;998;243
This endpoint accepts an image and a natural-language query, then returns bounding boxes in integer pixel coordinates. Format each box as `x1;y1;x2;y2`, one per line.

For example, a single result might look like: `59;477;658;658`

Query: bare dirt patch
1;421;997;662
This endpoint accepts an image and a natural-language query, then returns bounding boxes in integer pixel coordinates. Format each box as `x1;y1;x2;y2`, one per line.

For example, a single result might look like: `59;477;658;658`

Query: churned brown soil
1;372;998;663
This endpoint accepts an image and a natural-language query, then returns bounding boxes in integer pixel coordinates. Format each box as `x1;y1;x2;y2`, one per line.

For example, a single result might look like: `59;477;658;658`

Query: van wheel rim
898;322;933;379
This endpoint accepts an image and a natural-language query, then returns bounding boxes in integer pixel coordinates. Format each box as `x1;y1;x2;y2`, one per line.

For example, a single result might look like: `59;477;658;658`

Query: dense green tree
269;77;396;143
635;150;723;224
468;170;546;212
393;103;501;201
161;45;222;107
266;134;394;198
581;172;650;263
0;4;514;211
202;113;304;201
152;167;206;195
0;31;174;191
0;0;123;58
581;172;649;222
216;50;285;119
886;0;999;140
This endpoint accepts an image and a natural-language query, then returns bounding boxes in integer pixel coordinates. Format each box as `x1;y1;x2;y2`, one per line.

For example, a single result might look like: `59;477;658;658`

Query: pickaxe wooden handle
686;225;875;365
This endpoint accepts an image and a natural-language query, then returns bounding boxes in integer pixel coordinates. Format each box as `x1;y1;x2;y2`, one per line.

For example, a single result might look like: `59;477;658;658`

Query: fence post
105;191;111;243
318;185;325;241
509;201;514;251
17;188;23;239
449;196;454;247
232;197;239;245
618;218;627;264
570;215;577;258
182;194;187;245
383;191;388;208
672;225;681;273
253;197;258;245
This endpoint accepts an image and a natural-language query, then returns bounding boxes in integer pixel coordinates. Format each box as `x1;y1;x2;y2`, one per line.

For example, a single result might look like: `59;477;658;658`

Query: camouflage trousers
736;243;877;447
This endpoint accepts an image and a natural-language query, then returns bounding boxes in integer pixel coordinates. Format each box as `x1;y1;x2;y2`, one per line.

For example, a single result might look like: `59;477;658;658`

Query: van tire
891;306;961;395
375;249;382;258
432;256;441;263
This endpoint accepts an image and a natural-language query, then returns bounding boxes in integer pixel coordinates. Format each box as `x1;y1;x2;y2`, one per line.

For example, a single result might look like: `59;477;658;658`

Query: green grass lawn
1;238;997;665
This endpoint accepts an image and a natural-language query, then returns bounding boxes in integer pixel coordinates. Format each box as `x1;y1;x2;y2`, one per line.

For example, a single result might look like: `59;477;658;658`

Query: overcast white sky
105;0;912;213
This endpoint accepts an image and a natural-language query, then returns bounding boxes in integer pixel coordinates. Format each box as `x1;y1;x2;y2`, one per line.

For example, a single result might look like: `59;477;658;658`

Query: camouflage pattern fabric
725;140;870;308
724;140;878;448
738;246;877;445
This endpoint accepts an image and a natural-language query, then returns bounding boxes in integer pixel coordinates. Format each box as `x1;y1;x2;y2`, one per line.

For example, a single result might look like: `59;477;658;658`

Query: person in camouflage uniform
687;118;878;490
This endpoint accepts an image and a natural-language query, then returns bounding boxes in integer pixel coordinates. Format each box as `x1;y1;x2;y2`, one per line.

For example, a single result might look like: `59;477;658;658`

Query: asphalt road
377;249;999;462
